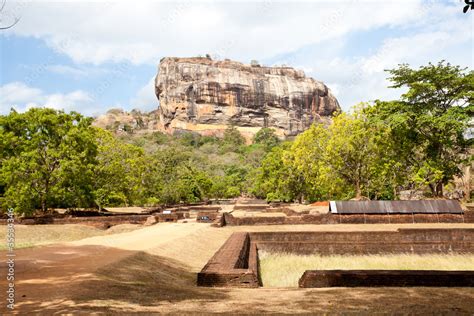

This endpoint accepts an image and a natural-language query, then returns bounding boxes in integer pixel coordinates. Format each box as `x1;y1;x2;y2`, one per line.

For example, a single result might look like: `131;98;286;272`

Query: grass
258;251;474;287
0;224;141;250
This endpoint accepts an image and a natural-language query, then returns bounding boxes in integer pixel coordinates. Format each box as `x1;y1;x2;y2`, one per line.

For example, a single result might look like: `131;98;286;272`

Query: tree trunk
428;183;436;196
435;182;443;197
41;199;46;214
355;179;362;199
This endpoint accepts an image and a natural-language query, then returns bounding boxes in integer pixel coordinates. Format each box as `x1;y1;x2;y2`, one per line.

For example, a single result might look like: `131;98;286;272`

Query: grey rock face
155;57;340;137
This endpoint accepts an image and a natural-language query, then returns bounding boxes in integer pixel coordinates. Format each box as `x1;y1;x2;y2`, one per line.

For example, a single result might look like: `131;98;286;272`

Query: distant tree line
0;61;472;215
253;61;473;201
0;109;279;215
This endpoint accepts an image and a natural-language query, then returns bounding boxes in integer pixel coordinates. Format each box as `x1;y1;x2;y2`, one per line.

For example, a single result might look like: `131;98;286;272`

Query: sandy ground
1;222;474;314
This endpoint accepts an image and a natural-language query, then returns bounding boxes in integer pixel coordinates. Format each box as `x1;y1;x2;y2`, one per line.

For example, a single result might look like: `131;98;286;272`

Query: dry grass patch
0;224;141;250
258;251;474;287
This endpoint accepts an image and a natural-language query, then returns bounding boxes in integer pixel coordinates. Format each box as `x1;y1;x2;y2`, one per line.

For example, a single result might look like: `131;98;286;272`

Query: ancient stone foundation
298;270;474;288
198;229;474;288
0;214;150;228
222;212;474;226
197;232;259;287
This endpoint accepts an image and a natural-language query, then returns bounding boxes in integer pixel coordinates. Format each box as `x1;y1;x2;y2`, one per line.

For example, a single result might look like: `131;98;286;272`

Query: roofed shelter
329;200;463;214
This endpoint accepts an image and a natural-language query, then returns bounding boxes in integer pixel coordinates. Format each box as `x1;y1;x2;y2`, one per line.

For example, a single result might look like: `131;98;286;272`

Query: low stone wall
222;212;471;226
0;215;150;228
189;206;222;212
233;205;269;211
298;270;474;287
196;211;219;223
156;214;179;222
251;229;474;255
198;229;474;287
197;232;259;287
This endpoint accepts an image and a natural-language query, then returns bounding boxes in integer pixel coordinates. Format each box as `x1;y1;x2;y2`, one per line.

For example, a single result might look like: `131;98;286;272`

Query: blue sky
1;0;472;116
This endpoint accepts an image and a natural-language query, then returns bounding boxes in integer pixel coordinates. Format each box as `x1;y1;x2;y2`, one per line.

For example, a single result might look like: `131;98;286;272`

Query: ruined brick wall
233;205;269;211
198;229;474;287
196;211;219;223
222;212;470;226
251;229;474;255
0;215;150;228
157;214;179;222
197;232;260;287
298;270;474;288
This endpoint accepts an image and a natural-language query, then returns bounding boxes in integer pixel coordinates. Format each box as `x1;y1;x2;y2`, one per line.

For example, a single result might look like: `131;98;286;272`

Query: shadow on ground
1;245;228;314
76;251;227;304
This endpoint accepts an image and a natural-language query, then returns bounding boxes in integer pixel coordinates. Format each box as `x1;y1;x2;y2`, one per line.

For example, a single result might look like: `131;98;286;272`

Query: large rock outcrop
93;108;160;134
155;57;340;138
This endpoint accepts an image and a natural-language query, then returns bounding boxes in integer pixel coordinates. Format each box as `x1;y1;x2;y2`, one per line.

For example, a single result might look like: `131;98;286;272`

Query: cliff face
155;57;340;137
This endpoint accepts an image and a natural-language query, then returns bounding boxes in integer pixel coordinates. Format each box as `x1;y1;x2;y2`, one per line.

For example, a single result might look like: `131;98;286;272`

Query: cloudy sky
0;0;472;116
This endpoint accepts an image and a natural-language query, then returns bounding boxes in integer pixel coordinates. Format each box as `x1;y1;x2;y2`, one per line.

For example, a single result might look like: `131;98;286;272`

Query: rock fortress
94;56;341;141
154;56;340;139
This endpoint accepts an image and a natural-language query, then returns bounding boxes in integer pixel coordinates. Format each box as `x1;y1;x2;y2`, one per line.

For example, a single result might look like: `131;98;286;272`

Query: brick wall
298;270;474;287
198;229;474;287
222;212;471;226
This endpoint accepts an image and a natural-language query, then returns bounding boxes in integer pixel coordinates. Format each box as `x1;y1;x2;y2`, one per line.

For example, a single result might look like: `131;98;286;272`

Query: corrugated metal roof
329;200;463;214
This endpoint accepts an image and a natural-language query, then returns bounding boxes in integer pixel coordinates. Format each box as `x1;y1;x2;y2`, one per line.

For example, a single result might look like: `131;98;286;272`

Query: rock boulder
155;57;340;138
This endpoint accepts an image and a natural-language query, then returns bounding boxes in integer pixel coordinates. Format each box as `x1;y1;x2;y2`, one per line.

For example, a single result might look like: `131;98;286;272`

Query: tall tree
324;111;396;199
93;128;147;209
371;61;474;197
253;127;280;150
0;108;97;214
252;143;304;202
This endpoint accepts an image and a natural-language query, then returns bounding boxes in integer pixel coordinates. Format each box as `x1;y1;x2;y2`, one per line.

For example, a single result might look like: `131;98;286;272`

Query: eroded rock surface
155;57;340;137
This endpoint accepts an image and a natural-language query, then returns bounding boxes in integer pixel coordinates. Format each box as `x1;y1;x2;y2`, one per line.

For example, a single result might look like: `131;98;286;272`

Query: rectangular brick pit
198;229;474;287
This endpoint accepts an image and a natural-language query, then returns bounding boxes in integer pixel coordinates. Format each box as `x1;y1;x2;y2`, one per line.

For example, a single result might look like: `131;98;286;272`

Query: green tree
222;125;245;150
253;127;280;150
0;108;97;215
93;128;147;209
252;143;304;202
323;111;395;199
291;123;331;201
371;61;474;196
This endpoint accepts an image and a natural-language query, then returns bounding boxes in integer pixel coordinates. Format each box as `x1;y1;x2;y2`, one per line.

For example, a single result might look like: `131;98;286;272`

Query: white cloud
130;76;159;112
276;2;473;110
0;82;99;115
0;82;43;105
46;65;88;78
4;0;427;65
1;0;471;115
46;64;113;79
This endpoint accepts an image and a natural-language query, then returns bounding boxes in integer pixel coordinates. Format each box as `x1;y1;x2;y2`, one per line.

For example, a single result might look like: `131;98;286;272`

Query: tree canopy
0;108;97;214
1;61;472;215
369;61;473;196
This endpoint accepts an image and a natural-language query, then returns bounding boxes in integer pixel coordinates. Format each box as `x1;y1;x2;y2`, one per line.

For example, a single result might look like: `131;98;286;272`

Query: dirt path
1;223;474;314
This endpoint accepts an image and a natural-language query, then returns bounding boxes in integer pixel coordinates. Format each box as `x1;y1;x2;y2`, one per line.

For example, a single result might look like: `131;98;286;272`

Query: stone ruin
197;229;474;288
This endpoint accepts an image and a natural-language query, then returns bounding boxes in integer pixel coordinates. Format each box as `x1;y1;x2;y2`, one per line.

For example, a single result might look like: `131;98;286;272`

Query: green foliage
93;128;146;209
252;143;304;202
370;61;473;196
254;61;473;202
1;61;471;211
253;128;280;150
0;108;97;215
255;110;398;202
222;125;245;151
